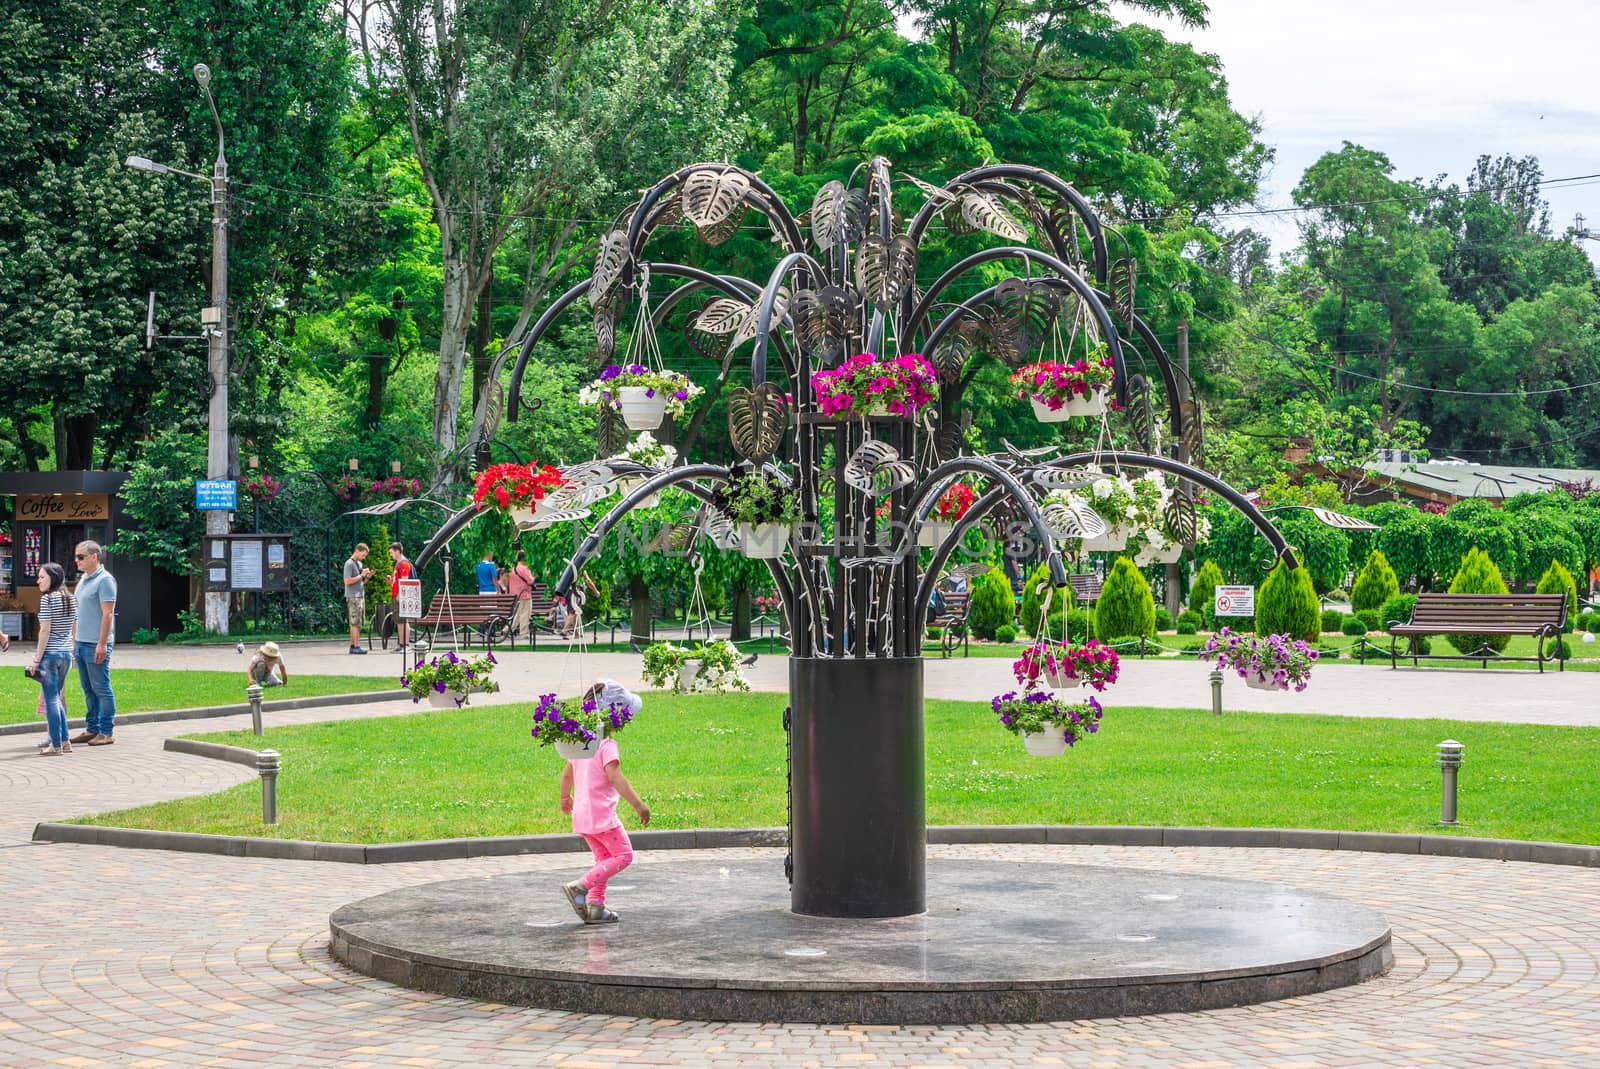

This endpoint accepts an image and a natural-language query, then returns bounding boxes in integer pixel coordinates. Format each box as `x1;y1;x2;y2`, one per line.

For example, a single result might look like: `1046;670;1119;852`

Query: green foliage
1177;609;1203;631
1380;594;1418;629
108;428;206;575
1351;550;1401;613
994;623;1018;644
1189;559;1225;629
131;628;162;645
1446;547;1512;654
1065;609;1091;643
1321;609;1344;633
1340;616;1368;637
1357;609;1382;633
1175;619;1198;635
1017;563;1072;638
1154;606;1173;632
1255;562;1319;642
366;524;393;607
925;626;942;640
1534;559;1579;629
1095;557;1156;640
967;568;1015;641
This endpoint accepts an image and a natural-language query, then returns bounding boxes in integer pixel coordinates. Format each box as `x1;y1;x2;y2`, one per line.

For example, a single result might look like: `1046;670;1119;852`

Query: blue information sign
195;479;237;510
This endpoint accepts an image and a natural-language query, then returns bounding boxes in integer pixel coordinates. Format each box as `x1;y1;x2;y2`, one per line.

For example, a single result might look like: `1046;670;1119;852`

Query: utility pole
1165;319;1189;620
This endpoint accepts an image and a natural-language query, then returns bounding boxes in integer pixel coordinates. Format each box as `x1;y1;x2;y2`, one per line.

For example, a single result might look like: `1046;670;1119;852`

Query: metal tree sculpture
418;157;1299;919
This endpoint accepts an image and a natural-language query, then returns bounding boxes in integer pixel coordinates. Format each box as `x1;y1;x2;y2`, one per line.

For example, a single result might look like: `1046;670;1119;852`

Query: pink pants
578;825;634;904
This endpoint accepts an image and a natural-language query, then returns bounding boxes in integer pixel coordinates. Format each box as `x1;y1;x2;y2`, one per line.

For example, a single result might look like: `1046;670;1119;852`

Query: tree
1534;558;1579;629
109;427;207;577
359;0;743;465
1350;550;1400;614
1255;561;1318;642
1189;558;1224;629
967;567;1014;640
1018;562;1073;638
1094;557;1156;639
1445;547;1511;654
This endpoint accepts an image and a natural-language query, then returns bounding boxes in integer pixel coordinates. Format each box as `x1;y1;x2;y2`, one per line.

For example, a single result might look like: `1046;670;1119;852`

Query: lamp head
193;63;211;88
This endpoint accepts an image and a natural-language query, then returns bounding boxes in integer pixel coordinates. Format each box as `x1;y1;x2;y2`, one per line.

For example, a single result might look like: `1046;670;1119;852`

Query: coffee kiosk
0;471;185;643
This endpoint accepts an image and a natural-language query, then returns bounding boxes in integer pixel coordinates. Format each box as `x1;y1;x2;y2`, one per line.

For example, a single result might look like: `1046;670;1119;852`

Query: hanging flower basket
579;365;703;431
641;640;751;694
811;352;938;419
1081;524;1130;552
920;483;974;547
531;689;637;759
738;523;788;559
1198;628;1320;693
1013;640;1121;693
711;471;798;559
611;432;677;506
1010;346;1115;422
427;689;468;709
918;521;954;548
992;690;1104;756
472;462;564;520
401;651;499;707
243;475;283;504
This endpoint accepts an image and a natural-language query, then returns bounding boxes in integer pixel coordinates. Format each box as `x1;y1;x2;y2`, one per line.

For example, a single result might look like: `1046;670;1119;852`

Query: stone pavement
103;642;1600;726
3;653;1599;1065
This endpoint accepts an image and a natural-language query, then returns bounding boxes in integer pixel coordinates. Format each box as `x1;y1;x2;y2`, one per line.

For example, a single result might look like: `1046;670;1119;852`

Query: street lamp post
127;63;232;633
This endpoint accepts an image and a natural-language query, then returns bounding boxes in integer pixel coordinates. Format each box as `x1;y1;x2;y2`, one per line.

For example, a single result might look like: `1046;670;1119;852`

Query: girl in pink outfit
560;680;650;924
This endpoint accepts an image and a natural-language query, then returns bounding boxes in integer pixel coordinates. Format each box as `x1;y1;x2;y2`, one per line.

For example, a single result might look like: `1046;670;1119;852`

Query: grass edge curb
0;689;410;737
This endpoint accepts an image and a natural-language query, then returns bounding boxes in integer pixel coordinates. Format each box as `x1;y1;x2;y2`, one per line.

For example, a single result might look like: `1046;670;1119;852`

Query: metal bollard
246;682;264;736
257;749;280;825
1436;740;1464;826
1209;669;1223;716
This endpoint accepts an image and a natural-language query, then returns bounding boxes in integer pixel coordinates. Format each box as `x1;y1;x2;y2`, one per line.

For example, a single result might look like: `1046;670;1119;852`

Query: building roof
1361;460;1600;501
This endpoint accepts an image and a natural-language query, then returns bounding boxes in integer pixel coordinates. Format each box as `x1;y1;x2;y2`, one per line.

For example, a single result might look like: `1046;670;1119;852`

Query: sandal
38;747;63;756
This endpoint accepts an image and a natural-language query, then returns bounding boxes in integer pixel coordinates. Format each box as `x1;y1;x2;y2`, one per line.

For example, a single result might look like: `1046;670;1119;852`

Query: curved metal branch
625;163;806;261
750;251;830;385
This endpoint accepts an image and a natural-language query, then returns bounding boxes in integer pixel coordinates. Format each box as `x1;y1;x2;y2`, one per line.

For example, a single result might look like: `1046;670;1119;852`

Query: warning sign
1214;585;1255;617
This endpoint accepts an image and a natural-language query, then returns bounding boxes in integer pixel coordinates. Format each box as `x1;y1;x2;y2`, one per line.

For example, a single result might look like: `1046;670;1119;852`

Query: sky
1114;0;1600;263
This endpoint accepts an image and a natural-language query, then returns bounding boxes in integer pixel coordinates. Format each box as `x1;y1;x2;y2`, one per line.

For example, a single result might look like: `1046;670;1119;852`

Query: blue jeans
38;652;71;747
74;641;116;736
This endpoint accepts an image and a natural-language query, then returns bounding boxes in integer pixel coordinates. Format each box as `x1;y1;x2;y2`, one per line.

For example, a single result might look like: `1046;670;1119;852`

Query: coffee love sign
17;494;110;522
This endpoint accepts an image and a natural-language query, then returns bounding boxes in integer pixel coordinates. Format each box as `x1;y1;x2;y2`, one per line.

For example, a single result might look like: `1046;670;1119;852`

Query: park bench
1387;592;1568;671
417;592;519;650
1069;573;1103;605
929;590;971;659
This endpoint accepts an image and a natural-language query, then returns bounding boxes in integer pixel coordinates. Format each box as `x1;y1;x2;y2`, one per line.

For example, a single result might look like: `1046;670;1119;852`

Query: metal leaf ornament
1125;373;1155;453
1041;500;1109;541
1030;465;1099;492
1180;397;1204;465
991;278;1062;366
727;382;790;463
931;320;976;384
681;167;751;232
959;188;1028;242
698;209;745;247
901;172;958;206
790;286;856;362
1110;257;1138;326
593;309;616;363
544;480;615;512
1164;482;1200;547
843;440;916;497
683;315;732;362
519;507;590;532
556;461;619;494
588;230;631;311
853;233;917;309
595;404;629;457
932;420;967;464
810;181;868;251
693;297;755;336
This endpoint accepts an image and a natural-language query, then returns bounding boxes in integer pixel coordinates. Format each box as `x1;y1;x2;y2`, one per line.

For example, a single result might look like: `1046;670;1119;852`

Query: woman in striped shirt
29;562;75;755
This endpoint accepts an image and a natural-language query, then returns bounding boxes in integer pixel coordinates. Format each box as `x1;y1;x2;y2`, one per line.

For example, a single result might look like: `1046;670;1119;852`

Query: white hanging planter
618;386;668;431
427;689;467;709
1244;672;1281;692
618;477;661;508
677;659;702;693
555;737;601;761
1081;523;1130;552
509;505;537;527
1022;730;1070;757
1031;389;1108;423
739;522;788;559
1043;664;1077;690
918;521;955;548
1140;540;1184;564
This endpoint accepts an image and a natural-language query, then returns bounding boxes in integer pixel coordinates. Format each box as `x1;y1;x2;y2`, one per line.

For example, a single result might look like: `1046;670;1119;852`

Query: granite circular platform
329;858;1392;1023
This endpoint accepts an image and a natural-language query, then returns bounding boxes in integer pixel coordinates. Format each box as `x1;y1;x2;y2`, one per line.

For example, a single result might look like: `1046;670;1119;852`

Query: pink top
570;737;621;835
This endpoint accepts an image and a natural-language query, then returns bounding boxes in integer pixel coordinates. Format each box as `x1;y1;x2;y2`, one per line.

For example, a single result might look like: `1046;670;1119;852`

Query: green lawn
1;668;391;726
75;692;1600;846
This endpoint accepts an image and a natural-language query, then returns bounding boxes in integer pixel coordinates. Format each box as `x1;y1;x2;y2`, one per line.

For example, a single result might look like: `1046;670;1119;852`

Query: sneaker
349;645;368;655
560;881;588;919
583;902;620;925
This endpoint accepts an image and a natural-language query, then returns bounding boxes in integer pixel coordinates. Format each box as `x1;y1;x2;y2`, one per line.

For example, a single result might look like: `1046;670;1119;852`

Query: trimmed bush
994;623;1018;644
1095;557;1157;639
1176;619;1198;635
1446;547;1511;654
1018;562;1073;638
1534;558;1579;631
1189;559;1225;629
1356;608;1381;633
1255;561;1320;642
925;626;942;640
1340;616;1369;636
967;567;1015;640
1351;549;1401;614
1317;643;1343;659
1154;606;1173;632
1379;593;1417;630
1321;608;1344;633
1547;637;1574;660
1177;609;1203;630
1065;608;1091;642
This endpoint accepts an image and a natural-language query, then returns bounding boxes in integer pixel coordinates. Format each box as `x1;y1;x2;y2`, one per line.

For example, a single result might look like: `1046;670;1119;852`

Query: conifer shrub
1189;559;1225;629
1177;609;1203;631
1321;608;1344;634
1065;608;1091;641
1254;561;1319;642
967;567;1015;640
995;623;1018;644
1446;547;1511;654
1154;606;1173;632
1176;619;1198;635
1357;608;1381;633
1380;593;1417;630
1534;559;1579;632
1095;557;1157;639
1350;549;1400;614
1018;562;1073;638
